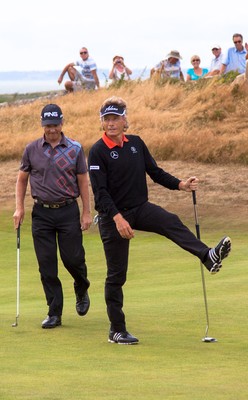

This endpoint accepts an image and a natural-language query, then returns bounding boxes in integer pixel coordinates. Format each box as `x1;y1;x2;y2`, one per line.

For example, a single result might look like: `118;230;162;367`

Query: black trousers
32;201;90;317
98;201;210;332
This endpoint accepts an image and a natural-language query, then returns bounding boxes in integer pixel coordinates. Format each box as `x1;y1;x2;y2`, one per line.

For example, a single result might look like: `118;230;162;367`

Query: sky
1;0;247;73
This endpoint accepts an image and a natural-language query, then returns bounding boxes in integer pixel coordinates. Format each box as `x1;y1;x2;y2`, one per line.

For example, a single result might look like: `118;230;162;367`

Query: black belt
34;198;76;209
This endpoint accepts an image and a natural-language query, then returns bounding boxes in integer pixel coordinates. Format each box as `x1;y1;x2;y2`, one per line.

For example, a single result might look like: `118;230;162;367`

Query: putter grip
17;225;20;249
196;224;201;240
192;190;197;205
192;191;200;239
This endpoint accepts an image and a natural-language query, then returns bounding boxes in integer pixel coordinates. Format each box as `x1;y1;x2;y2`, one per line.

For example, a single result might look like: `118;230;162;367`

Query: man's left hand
81;212;92;230
179;176;199;192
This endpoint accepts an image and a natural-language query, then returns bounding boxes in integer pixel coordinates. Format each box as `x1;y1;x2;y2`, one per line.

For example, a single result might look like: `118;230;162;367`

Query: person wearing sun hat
109;55;132;82
150;49;184;81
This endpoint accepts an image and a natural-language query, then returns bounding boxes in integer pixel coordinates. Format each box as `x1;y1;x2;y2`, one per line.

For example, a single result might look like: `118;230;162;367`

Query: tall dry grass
1;78;248;164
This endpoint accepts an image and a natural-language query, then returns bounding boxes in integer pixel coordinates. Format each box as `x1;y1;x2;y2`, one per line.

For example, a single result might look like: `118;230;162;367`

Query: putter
12;225;20;327
192;191;217;343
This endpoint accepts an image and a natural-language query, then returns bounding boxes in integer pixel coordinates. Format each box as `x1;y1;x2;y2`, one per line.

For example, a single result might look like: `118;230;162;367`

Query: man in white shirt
58;47;100;92
204;45;223;77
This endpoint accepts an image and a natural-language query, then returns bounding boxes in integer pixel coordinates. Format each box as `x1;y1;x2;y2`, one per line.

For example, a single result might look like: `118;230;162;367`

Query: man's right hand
13;209;24;229
113;213;134;239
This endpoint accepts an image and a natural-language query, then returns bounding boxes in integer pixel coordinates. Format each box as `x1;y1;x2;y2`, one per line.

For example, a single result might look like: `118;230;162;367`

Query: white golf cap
212;45;221;50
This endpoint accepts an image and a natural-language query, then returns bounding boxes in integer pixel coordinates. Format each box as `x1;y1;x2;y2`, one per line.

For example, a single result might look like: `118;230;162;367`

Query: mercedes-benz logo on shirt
110;151;119;159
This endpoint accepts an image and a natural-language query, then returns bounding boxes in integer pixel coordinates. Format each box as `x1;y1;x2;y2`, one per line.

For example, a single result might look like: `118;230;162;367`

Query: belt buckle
50;204;60;209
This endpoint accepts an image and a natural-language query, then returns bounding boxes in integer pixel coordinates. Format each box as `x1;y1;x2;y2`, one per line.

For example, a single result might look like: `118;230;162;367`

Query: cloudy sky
1;0;247;72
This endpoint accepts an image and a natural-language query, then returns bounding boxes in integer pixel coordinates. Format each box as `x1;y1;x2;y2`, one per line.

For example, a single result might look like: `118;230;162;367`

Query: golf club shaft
192;191;209;337
14;225;20;326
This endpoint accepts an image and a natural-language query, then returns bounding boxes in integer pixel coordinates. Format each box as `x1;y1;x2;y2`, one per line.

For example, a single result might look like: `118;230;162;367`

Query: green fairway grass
0;210;247;400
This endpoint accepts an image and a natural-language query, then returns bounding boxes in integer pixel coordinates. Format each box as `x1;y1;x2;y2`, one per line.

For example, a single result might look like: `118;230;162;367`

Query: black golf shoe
42;315;61;329
204;236;231;274
108;330;139;345
76;291;90;316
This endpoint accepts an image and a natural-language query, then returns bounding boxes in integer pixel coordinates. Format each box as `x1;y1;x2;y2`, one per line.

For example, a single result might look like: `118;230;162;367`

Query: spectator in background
186;55;208;81
109;56;132;82
58;47;100;92
220;33;248;75
150;50;184;81
204;45;223;77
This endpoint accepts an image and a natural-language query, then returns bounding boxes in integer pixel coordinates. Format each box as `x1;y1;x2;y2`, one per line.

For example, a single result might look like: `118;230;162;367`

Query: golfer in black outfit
88;96;231;344
13;104;91;329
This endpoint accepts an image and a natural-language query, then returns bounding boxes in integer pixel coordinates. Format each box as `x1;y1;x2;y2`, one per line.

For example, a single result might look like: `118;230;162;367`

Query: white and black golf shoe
108;330;139;345
204;236;231;274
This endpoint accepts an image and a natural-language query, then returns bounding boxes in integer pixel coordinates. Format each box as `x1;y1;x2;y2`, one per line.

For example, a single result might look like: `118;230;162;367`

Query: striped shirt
75;56;97;82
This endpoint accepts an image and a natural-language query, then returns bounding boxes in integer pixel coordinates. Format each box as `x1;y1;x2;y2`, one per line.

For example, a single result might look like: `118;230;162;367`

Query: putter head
12;317;19;327
202;336;217;343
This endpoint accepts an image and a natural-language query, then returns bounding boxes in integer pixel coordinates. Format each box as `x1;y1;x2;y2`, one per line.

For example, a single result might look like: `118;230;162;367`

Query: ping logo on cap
41;104;63;126
44;111;59;118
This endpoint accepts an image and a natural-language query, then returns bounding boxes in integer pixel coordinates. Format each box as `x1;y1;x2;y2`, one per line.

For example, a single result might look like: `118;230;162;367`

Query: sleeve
88;144;119;218
141;138;181;190
154;61;162;70
89;58;97;71
20;146;31;173
221;50;229;66
90;62;97;71
76;146;88;174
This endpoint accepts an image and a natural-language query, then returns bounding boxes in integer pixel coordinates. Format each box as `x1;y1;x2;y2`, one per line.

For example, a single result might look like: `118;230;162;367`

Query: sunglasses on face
192;59;200;62
234;40;242;44
80;51;88;55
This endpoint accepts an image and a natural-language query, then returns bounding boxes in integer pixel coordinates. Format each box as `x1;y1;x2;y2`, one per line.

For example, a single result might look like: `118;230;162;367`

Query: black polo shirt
88;133;181;218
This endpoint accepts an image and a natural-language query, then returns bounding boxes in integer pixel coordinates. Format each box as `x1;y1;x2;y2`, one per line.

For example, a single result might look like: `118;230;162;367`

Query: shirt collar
234;46;245;53
42;132;67;147
102;132;129;148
